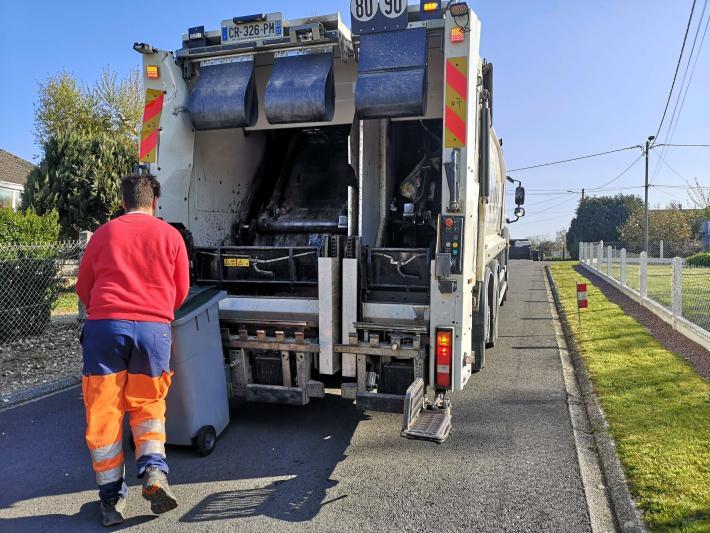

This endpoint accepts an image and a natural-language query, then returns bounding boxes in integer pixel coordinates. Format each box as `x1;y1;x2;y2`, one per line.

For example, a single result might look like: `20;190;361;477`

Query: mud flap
401;378;452;443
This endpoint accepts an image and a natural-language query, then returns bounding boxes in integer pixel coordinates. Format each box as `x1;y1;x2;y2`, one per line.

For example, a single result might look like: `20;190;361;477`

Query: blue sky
1;1;708;238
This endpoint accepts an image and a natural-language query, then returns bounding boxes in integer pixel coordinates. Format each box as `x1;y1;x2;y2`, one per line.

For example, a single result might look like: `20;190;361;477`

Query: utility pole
581;188;585;201
644;136;655;254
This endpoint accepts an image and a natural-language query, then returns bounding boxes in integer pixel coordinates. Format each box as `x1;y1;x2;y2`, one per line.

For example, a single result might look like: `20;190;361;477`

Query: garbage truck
133;1;525;442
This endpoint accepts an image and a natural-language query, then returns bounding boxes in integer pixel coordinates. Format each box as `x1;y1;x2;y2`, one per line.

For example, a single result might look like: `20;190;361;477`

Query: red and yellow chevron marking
444;57;468;148
139;89;164;163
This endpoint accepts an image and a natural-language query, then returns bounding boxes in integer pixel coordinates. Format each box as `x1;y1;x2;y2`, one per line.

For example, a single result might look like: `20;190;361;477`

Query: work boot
142;467;178;515
100;496;126;527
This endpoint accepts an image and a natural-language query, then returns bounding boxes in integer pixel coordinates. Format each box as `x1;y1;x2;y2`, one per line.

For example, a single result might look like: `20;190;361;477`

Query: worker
76;174;190;527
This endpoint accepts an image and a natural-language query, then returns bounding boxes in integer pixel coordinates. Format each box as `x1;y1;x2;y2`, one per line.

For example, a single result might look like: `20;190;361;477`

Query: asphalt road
0;261;593;532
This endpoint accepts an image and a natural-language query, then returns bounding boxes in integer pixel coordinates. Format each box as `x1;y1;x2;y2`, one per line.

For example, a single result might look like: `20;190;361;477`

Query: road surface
0;261;597;531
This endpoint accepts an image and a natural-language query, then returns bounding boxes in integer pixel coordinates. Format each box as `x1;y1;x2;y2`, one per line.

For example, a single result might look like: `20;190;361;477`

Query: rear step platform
401;379;452;443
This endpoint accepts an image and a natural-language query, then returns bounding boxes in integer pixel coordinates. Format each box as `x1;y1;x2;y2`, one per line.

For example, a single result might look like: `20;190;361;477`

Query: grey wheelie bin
166;286;229;456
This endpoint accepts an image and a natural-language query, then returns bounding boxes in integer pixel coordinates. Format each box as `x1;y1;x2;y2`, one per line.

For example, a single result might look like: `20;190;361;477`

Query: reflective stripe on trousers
81;320;173;499
132;418;167;459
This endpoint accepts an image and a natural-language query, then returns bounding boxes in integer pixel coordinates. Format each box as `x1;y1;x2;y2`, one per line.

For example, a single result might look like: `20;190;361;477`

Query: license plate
224;258;250;268
221;16;283;44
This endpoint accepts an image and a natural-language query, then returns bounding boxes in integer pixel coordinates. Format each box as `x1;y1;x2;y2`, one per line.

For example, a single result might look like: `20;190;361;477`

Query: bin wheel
196;426;217;456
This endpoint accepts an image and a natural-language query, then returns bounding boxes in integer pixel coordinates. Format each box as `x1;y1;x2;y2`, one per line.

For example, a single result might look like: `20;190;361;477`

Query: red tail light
435;329;453;388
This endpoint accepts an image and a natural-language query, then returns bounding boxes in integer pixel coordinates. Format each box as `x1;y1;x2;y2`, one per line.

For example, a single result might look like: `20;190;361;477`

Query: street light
567;189;585;200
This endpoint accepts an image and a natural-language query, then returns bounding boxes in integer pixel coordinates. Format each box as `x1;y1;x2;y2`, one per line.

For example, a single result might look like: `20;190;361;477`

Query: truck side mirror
507;206;525;224
515;186;525;206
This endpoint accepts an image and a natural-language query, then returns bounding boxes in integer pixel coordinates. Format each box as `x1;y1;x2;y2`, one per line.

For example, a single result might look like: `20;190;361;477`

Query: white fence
579;241;710;349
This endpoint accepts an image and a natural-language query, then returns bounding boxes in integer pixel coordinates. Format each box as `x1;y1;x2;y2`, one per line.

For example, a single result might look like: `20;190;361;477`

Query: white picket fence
579;241;710;349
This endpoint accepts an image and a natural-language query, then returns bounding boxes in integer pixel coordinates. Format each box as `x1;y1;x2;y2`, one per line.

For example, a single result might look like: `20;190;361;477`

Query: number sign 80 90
351;0;407;22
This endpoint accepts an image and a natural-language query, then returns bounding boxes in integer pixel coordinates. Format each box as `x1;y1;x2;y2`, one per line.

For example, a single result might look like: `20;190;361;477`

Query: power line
651;0;709;183
524;193;578;208
652;0;698;141
651;150;692;185
521;211;578;225
524;197;577;220
663;1;710;148
587;155;644;191
656;143;710;147
507;145;642;172
653;184;710;189
655;188;688;202
506;142;706;176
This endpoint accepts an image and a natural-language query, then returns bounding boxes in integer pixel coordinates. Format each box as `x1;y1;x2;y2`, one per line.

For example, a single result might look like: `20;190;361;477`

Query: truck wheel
196;425;217;457
472;270;491;372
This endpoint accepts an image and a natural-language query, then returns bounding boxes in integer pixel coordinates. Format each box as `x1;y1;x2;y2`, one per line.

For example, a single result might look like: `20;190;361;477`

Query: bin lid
173;286;226;326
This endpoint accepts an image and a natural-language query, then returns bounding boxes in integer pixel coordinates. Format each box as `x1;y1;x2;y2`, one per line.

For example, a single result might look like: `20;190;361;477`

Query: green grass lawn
550;262;710;532
596;262;710;331
52;290;79;315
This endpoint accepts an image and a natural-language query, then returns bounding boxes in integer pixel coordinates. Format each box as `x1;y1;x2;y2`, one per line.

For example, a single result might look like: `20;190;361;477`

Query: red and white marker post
576;282;588;325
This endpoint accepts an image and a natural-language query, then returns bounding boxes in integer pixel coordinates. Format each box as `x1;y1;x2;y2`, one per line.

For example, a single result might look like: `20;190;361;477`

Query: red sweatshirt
76;213;190;323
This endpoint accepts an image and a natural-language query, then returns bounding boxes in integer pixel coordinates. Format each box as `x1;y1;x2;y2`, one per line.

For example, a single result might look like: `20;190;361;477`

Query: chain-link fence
0;241;86;340
579;241;710;345
682;265;710;332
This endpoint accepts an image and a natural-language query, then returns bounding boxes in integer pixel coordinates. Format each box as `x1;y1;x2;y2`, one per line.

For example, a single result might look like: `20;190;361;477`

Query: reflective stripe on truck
139;88;164;163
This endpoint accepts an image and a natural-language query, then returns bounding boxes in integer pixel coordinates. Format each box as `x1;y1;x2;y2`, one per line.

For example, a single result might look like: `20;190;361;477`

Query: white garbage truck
134;1;526;442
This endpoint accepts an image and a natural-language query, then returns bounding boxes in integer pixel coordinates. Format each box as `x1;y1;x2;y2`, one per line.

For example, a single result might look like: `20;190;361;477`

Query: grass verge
52;290;78;316
550;262;709;532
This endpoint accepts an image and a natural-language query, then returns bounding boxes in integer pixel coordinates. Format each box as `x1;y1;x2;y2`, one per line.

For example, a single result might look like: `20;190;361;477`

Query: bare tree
687;178;710;209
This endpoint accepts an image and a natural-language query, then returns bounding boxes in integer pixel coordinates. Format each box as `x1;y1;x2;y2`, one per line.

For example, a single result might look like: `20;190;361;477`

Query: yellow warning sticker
224;258;250;268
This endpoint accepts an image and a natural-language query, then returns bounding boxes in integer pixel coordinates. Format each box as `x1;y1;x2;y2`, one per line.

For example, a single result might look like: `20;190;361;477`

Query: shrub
0;208;60;248
0;209;64;339
22;131;137;237
686;252;710;267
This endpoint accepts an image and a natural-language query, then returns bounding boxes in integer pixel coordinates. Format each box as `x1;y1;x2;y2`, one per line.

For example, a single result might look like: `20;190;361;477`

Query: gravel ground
0;318;82;399
576;265;710;380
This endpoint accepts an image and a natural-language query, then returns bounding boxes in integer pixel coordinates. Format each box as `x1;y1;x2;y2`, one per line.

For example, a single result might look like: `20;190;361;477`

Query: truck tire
472;269;492;372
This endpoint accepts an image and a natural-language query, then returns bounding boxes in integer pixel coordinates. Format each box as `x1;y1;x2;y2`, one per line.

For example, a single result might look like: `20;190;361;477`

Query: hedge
0;208;60;249
0;209;64;339
686;252;710;267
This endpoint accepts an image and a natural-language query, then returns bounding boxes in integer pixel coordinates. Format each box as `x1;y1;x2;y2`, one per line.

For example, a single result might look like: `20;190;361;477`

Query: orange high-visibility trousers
81;319;172;501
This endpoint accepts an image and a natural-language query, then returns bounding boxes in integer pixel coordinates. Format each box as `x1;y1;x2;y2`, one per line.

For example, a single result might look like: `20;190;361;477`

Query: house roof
0;149;35;186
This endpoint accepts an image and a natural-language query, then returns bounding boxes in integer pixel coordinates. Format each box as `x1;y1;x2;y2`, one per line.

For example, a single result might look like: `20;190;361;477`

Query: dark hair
121;174;161;210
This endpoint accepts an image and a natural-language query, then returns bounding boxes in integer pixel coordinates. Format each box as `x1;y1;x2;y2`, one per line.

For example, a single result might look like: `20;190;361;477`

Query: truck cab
134;1;523;441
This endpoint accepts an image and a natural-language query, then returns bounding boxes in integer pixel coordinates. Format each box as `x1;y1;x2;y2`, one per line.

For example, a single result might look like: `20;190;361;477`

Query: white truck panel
341;258;359;378
189;129;266;245
429;11;483;391
318;257;341;375
142;51;195;226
